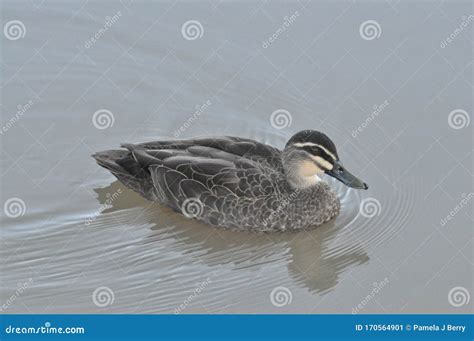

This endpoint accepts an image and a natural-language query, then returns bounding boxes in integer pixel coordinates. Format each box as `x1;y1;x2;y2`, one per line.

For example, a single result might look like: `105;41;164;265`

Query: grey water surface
1;0;472;314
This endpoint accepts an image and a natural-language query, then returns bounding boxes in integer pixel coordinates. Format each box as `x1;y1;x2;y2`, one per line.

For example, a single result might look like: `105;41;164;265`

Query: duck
93;130;368;232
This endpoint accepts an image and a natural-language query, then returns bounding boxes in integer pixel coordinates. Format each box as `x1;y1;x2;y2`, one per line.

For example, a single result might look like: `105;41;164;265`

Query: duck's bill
326;161;368;190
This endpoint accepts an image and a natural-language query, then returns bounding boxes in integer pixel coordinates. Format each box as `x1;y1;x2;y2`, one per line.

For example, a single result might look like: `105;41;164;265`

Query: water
1;1;472;314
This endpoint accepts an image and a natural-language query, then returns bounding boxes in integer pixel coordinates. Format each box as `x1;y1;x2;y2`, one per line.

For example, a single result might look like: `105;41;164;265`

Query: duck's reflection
94;181;369;295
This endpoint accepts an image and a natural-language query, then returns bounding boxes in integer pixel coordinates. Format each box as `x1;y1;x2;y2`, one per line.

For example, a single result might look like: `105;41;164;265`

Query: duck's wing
93;137;284;220
135;136;283;169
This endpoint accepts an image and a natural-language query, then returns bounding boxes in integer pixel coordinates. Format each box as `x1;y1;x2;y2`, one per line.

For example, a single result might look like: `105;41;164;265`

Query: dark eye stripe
298;146;334;164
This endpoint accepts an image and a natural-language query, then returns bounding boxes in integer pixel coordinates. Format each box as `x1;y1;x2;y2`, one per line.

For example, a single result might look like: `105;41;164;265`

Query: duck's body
93;130;367;232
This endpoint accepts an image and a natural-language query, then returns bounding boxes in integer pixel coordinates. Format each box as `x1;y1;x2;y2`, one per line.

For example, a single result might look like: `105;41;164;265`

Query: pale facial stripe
310;155;333;171
292;142;337;161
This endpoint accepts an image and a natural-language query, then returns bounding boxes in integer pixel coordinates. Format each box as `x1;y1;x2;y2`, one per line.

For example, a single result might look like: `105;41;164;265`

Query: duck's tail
92;149;129;173
92;149;157;201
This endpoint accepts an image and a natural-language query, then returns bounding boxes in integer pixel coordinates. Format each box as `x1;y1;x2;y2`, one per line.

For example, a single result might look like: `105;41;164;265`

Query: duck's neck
287;174;321;189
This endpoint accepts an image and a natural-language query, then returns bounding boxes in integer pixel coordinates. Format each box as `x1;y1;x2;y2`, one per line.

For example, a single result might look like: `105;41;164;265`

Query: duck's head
282;130;368;190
